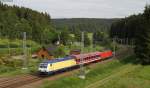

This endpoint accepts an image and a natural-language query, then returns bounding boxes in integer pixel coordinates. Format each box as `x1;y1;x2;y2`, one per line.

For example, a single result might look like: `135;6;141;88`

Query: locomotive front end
38;62;49;73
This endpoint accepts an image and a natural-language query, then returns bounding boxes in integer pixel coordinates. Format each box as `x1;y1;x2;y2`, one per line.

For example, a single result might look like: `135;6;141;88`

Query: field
0;38;41;55
40;56;150;88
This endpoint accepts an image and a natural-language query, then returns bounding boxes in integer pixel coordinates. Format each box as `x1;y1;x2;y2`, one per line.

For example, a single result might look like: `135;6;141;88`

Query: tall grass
41;57;131;88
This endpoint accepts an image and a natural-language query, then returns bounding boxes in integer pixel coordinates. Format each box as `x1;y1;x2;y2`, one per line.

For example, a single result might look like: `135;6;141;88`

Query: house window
41;55;44;58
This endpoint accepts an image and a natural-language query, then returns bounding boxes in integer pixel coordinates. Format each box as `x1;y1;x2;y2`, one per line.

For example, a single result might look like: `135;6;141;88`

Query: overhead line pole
113;37;116;57
91;33;93;52
58;31;61;45
22;32;28;69
79;32;85;79
6;36;10;56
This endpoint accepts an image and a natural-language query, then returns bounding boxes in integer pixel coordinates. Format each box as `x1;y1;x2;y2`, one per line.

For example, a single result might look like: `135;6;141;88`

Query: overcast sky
4;0;150;18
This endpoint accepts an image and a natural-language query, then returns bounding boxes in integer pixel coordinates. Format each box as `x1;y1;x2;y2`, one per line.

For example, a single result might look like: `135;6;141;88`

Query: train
38;50;113;74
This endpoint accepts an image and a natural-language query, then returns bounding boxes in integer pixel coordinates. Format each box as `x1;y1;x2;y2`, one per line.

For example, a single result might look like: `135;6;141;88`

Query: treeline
0;2;57;44
53;18;118;33
53;18;118;44
110;5;150;64
110;14;142;44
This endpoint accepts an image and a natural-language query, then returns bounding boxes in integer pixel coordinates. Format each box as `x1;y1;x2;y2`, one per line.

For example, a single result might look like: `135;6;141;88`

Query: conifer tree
135;5;150;64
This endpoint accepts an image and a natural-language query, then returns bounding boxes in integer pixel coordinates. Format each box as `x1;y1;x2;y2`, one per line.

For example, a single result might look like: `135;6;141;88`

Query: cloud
4;0;150;18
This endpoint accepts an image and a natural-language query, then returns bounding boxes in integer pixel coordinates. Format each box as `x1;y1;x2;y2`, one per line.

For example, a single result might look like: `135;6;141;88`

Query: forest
52;18;118;44
0;2;57;44
110;5;150;64
52;18;118;33
0;2;118;46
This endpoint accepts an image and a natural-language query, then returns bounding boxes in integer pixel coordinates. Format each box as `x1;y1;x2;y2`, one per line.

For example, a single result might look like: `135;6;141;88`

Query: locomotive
38;51;113;74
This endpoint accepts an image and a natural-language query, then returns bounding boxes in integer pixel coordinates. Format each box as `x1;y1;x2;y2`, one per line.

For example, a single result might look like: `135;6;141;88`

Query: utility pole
29;29;33;58
91;33;93;52
127;38;129;46
121;39;123;45
22;32;28;69
113;37;116;57
58;31;61;45
6;36;10;56
131;39;134;48
79;32;85;79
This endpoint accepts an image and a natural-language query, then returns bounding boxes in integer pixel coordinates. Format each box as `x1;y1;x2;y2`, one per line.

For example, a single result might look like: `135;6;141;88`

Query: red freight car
100;51;113;59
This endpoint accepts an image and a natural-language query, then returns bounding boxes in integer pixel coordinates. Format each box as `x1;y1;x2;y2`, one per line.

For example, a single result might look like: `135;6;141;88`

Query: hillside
0;2;56;44
52;18;119;33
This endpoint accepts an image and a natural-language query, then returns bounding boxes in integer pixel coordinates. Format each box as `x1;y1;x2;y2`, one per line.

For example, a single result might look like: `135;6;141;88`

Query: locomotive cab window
50;64;52;66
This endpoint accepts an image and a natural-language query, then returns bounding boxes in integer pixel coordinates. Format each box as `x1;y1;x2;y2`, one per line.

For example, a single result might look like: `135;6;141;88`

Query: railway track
0;75;42;88
0;47;133;88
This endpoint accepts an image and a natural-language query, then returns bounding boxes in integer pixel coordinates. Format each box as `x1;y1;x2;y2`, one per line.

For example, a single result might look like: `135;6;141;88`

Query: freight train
38;51;113;74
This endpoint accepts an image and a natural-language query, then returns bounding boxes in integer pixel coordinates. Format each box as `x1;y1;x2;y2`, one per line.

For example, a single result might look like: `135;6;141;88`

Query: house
35;45;57;59
70;49;81;55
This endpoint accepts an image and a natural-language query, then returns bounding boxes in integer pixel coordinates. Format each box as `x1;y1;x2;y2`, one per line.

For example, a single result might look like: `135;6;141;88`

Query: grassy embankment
40;56;150;88
0;38;41;56
0;59;40;77
0;38;41;76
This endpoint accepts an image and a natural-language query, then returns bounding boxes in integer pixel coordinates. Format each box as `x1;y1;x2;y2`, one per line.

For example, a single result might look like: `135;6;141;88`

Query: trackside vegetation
0;59;40;77
40;56;150;88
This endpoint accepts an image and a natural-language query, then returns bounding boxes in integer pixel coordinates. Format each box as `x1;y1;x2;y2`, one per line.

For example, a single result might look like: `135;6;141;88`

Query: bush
0;66;14;74
52;46;66;57
0;57;23;68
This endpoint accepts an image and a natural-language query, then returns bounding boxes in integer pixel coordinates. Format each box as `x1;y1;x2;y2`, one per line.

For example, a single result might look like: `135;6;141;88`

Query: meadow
0;38;41;55
40;56;150;88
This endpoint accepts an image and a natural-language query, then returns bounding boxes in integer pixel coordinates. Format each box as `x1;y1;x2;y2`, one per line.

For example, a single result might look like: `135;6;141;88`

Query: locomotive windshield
39;63;48;68
40;65;47;68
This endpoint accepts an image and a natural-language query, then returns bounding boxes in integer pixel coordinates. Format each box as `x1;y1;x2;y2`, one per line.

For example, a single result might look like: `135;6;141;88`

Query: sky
3;0;150;18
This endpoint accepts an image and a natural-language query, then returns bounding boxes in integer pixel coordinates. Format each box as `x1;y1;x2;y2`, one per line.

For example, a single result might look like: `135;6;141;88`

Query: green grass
0;59;40;77
0;38;40;48
0;38;41;55
99;65;150;88
40;56;150;88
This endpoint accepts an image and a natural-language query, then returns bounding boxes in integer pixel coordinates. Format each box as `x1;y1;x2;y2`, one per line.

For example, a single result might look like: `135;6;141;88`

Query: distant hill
52;18;120;33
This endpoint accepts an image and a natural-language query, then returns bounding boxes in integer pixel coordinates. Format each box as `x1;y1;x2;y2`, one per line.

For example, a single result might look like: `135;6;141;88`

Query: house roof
70;49;81;52
41;45;58;55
